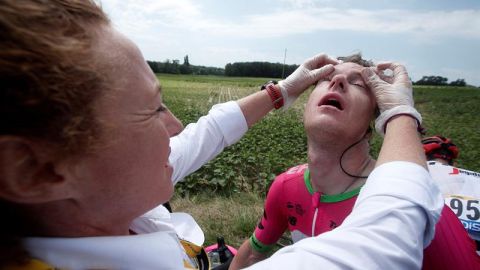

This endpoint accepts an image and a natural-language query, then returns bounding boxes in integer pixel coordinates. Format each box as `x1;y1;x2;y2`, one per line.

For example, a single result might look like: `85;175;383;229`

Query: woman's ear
0;136;70;204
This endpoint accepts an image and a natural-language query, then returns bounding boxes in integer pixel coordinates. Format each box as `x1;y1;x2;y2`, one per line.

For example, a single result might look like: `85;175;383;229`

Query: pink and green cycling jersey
251;164;360;252
251;164;480;269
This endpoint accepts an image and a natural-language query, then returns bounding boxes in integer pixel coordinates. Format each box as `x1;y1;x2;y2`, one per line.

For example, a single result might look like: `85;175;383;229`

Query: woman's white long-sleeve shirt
24;162;443;269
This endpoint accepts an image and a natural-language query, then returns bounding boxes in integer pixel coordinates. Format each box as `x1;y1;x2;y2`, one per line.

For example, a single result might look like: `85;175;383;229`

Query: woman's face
68;26;175;226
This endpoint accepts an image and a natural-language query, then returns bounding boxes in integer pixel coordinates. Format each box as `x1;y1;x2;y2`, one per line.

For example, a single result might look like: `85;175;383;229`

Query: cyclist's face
304;62;376;142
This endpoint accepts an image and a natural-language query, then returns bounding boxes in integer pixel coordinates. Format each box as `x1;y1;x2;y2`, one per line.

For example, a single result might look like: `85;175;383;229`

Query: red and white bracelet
261;81;284;109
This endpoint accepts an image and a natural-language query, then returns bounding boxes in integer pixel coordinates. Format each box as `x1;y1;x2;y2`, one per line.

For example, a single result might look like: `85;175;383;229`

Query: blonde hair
0;0;109;265
0;0;110;157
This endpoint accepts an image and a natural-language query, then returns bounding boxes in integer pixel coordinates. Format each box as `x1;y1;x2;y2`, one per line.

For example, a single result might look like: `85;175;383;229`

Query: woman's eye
155;104;167;113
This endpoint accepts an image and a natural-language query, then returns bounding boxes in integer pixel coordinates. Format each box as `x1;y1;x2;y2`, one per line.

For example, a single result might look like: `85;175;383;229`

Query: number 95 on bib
446;196;480;241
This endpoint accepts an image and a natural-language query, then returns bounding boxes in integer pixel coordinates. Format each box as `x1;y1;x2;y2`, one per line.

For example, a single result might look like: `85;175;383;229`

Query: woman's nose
165;110;184;137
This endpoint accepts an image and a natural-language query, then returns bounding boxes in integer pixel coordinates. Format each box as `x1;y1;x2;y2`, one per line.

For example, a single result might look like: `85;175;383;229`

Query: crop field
159;73;480;247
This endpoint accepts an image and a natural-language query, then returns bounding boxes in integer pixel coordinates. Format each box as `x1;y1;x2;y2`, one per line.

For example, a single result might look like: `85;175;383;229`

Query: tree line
147;55;224;76
225;62;298;78
146;55;471;86
414;76;467;87
147;55;299;78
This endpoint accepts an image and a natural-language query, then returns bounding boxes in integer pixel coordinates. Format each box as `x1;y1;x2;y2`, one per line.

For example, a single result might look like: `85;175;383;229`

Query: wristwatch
260;80;278;90
261;80;283;109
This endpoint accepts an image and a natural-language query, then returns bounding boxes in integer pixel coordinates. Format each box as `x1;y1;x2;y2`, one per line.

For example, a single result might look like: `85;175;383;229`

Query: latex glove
361;62;422;136
278;53;338;109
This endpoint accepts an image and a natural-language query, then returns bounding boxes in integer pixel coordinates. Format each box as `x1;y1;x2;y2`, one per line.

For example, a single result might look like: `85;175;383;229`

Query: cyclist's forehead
329;62;363;79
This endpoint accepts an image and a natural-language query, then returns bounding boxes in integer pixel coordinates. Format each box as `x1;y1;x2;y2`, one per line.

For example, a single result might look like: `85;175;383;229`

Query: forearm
170;90;275;182
237;89;275;128
169;101;248;183
376;115;426;169
230;239;267;270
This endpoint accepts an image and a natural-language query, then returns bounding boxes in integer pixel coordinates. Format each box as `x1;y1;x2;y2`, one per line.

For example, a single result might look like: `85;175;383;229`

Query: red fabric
422;206;480;270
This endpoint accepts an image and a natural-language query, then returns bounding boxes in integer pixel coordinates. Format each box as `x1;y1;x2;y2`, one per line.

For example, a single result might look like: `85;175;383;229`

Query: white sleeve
169;101;248;184
246;162;444;270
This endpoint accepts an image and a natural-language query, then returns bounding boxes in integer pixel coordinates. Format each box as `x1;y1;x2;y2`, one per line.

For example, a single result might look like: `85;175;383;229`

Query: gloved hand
278;53;338;109
361;62;422;136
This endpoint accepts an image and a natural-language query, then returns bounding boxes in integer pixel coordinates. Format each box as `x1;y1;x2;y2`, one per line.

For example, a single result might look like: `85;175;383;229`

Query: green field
159;73;480;247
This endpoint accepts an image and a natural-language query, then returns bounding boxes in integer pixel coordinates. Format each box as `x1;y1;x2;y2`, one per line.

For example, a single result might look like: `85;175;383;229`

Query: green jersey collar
304;168;363;203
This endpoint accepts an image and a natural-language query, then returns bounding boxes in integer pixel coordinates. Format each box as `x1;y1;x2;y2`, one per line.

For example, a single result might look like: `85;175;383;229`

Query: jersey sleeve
422;206;480;269
251;175;289;253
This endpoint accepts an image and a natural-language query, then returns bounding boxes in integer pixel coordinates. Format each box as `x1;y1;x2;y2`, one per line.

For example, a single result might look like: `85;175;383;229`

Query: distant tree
225;63;233;76
192;65;224;75
180;55;192;74
449;79;466;87
161;59;180;74
172;59;180;74
146;58;224;75
147;60;159;73
415;76;448;86
163;59;171;73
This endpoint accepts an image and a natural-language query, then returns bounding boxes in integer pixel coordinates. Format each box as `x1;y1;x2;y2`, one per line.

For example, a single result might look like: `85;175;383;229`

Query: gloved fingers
304;53;339;69
309;64;335;82
322;55;340;66
375;62;395;83
378;71;394;84
361;67;388;91
376;62;394;71
377;62;411;86
390;63;412;87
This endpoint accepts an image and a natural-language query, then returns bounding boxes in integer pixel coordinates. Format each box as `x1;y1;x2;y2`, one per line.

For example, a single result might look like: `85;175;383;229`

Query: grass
158;73;480;247
415;86;480;169
171;192;264;248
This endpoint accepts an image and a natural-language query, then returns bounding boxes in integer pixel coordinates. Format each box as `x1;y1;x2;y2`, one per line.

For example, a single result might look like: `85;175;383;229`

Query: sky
100;0;480;86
